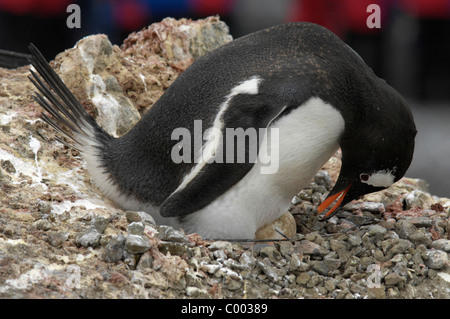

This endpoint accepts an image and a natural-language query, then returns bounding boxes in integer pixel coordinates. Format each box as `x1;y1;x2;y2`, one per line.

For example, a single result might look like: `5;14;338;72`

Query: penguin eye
360;173;370;182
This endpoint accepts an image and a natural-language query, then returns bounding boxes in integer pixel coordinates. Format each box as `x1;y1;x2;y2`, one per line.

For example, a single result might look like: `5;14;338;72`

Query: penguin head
317;89;417;219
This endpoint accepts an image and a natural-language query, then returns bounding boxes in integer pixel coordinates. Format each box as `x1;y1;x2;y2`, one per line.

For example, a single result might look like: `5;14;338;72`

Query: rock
157;225;189;243
311;259;341;276
159;241;190;256
408;230;432;247
104;234;125;263
368;225;387;239
314;170;332;189
404;190;436;210
256;258;286;283
344;202;385;213
238;251;256;270
395;220;417;239
46;231;69;247
125;234;151;254
255;211;297;240
296;272;311;285
384;239;413;259
128;222;144;235
329;239;349;258
33;219;53;231
348;234;363;247
76;228;102;248
408;217;433;228
424;249;448;270
125;211;156;226
431;239;450;252
395;220;432;247
259;246;282;263
367;287;386;299
136;251;154;270
294;240;329;257
384;272;406;286
54;35;141;137
91;216;110;233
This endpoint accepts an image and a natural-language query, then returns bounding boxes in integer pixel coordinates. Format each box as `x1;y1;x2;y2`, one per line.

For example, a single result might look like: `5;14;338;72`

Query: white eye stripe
361;170;395;187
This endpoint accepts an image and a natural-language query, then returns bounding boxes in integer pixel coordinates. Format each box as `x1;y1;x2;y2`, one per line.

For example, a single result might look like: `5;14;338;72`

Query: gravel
73;172;447;299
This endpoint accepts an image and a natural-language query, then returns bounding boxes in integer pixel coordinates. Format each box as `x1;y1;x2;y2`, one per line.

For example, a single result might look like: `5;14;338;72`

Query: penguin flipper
159;93;287;218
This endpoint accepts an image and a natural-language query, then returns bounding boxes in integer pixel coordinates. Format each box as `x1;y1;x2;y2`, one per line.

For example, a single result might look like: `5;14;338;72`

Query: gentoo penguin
27;22;416;239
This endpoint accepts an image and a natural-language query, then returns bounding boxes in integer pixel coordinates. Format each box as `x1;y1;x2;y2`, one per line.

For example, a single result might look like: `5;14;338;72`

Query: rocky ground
0;17;449;299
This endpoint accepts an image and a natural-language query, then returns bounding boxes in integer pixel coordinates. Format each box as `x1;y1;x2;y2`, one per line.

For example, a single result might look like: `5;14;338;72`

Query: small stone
91;216;110;234
46;231;69;247
324;279;336;292
314;170;332;189
33;219;53;231
256;259;285;283
128;222;144;235
311;259;341;276
157;225;189;243
288;254;302;272
408;230;432;247
126;211;156;226
348;234;363;247
186;287;209;297
424;249;448;270
159;241;190;256
306;274;321;288
409;217;433;228
294;240;329;257
329;239;348;258
368;225;387;238
136;250;154;270
125;211;142;223
342;266;357;278
208;240;233;252
385;239;413;259
305;232;324;245
296;272;311;285
38;202;51;215
384;272;406;286
367;286;386;299
125;234;151;254
395;220;416;239
239;251;256;270
344;202;385;213
404;190;435;210
76;228;101;248
360;256;377;270
431;239;450;252
277;241;294;257
1;159;16;173
312;184;327;194
291;195;303;205
104;234;125;263
259;246;282;263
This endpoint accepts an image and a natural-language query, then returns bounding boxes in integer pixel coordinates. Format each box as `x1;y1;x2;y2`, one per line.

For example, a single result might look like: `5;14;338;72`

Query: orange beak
317;184;352;219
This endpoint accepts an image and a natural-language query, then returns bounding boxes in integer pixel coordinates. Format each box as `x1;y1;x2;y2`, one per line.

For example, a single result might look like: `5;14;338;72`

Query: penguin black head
318;79;417;220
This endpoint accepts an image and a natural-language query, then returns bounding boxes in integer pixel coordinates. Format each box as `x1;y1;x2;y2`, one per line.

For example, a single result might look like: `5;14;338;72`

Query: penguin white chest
183;97;345;239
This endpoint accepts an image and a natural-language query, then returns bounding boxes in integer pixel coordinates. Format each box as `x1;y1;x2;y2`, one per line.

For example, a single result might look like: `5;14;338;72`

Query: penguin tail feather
27;43;111;152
